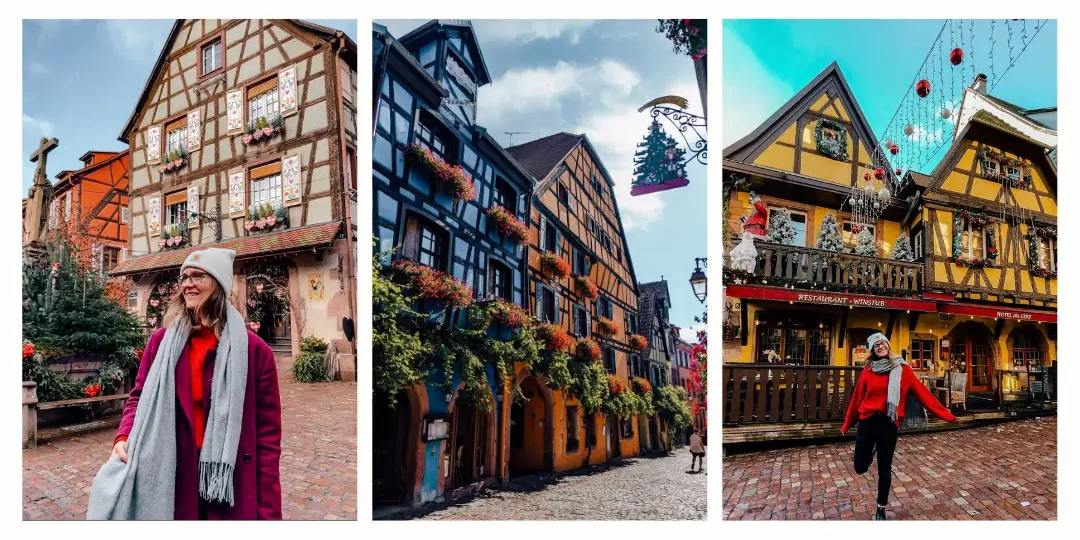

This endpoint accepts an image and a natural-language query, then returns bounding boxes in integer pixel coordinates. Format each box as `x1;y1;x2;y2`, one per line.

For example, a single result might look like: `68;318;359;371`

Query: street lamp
689;257;707;304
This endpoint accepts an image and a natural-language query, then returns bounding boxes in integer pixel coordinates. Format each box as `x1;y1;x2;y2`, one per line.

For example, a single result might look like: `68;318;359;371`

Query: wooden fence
722;365;863;424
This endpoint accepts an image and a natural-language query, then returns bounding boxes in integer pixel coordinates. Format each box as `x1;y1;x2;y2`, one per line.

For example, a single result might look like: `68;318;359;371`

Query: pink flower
692;48;707;60
263;127;274;137
158;240;167;248
244;221;254;231
256;219;267;228
242;134;253;145
253;131;262;141
266;216;277;227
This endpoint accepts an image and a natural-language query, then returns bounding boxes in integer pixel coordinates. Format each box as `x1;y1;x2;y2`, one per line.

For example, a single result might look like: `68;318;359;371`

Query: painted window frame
401;211;450;272
163;114;189;159
374;74;416;179
247;159;284;217
489;259;512;302
768;205;809;247
245;75;281;133
196;30;226;80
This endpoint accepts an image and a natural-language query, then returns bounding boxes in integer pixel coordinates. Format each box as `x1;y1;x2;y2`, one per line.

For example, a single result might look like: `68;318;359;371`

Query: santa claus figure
742;190;768;237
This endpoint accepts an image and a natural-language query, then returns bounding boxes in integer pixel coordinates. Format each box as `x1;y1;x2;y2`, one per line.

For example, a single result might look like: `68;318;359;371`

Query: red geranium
576;338;601;363
631;377;652;395
574;275;599;301
407;144;477;202
536;323;573;351
595;317;619;336
489;298;530;329
84;384;102;398
135;348;145;360
628;334;649;352
608;374;625;395
23;342;35;359
393;259;473;308
485;205;529;245
539;252;571;280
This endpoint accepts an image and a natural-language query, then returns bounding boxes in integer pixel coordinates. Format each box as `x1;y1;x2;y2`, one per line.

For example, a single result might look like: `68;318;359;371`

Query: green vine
814;118;849;161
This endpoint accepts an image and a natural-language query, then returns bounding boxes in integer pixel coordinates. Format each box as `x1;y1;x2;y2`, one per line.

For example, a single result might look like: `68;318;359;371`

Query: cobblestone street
389;446;707;520
723;417;1057;520
22;359;357;520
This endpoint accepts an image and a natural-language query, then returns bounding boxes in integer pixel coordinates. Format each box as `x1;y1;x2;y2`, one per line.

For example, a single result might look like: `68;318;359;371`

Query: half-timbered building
371;20;536;506
637;279;672;451
721;63;1056;429
109;19;359;379
507;131;644;468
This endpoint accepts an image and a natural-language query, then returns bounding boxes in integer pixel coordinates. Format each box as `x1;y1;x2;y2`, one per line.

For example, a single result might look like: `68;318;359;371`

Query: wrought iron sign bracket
649;105;707;166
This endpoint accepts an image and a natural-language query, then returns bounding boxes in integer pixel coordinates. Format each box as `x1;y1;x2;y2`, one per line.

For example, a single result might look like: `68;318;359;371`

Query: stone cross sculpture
24;137;58;246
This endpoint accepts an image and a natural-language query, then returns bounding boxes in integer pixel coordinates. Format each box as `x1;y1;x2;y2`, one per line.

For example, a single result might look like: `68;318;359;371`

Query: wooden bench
22;384;129;449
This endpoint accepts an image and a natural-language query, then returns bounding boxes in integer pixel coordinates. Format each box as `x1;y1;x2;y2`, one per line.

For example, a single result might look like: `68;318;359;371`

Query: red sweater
841;363;957;434
115;328;219;449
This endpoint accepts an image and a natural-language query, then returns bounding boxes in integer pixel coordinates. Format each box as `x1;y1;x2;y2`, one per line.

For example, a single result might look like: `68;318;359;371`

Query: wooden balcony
722;365;863;424
731;242;924;294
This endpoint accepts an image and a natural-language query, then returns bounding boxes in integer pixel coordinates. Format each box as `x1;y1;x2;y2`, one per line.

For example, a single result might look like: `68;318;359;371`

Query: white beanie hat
867;332;890;350
180;248;236;296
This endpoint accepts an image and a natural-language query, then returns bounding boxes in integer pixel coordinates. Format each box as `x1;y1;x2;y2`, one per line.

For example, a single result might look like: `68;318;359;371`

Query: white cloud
98;20;170;61
480;59;639;119
907;124;945;146
473;20;596;45
23;114;54;136
28;61;51;76
679;324;704;344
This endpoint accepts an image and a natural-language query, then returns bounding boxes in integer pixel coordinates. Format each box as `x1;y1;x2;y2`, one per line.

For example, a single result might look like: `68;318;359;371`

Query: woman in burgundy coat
104;248;282;520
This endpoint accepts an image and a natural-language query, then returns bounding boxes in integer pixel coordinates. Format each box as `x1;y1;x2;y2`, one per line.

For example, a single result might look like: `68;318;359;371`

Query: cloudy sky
378;19;709;341
22;19;355;192
724;19;1057;173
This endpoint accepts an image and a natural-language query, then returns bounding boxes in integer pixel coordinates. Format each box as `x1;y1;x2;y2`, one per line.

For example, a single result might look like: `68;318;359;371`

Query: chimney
971;74;988;95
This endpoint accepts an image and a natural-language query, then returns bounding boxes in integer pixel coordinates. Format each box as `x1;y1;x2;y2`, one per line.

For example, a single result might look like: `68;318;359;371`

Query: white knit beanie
180;248;236;296
867;332;890;350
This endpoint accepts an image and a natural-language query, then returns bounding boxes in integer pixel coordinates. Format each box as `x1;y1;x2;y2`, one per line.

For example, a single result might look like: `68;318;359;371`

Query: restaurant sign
795;293;886;308
723;284;938;312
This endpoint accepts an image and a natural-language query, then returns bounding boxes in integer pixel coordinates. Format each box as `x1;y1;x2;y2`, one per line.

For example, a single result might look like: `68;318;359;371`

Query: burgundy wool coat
115;327;283;520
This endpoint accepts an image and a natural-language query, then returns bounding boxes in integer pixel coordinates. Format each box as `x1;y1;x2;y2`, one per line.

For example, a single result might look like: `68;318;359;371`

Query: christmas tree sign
631;120;690;196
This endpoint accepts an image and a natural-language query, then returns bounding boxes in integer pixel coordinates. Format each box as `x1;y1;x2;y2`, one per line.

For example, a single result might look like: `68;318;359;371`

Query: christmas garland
977;146;1032;190
721;268;920;298
1026;227;1058;279
813;118;849;162
952;210;998;267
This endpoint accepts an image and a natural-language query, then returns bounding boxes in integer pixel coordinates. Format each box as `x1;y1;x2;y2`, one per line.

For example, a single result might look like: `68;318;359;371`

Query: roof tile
505;133;583;181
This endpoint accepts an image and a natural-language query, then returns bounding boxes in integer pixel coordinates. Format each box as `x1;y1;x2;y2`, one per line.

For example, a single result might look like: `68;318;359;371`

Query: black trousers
853;413;898;507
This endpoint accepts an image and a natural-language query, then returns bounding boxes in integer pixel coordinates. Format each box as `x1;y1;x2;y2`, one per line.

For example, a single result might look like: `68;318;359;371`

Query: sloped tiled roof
505;132;584;181
111;221;341;276
984;95;1055;131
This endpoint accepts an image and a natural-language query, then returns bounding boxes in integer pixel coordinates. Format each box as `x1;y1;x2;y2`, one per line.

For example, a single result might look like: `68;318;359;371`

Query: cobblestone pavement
22;359;357;520
723;417;1056;520
395;446;707;520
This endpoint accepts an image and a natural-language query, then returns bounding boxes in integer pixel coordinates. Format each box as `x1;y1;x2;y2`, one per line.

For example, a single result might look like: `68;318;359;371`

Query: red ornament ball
864;172;871;181
916;79;931;98
889;144;899;155
896;168;903;176
950;47;964;66
874;167;885;180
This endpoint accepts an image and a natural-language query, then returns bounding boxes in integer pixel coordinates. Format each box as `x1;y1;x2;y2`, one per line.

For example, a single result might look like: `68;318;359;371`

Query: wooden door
968;343;991;392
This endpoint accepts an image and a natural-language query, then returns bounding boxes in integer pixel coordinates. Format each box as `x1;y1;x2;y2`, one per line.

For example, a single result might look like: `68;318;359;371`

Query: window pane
420;42;436;66
373;134;393;170
394;112;410;144
791;214;807;247
378;100;392;133
392;81;413;112
381;76;390;99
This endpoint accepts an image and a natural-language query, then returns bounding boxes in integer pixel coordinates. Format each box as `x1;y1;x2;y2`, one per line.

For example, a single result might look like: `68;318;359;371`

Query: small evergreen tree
855;228;878;257
765;207;797;246
632;120;687;190
815;213;844;253
892;233;915;262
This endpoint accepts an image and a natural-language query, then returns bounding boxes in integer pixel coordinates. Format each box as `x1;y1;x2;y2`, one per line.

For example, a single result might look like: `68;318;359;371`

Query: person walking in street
841;333;957;521
88;248;283;520
689;428;706;472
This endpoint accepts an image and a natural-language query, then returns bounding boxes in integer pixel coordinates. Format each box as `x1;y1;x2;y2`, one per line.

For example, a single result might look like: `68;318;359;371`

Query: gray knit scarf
87;304;248;520
869;354;926;431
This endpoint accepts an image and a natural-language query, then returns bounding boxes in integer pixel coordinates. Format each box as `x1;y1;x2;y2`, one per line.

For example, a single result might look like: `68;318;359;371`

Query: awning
724;284;938;312
938;302;1056;323
111;221;342;276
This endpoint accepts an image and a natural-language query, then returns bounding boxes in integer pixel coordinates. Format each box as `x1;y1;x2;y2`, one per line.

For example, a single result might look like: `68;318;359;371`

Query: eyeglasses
178;271;210;286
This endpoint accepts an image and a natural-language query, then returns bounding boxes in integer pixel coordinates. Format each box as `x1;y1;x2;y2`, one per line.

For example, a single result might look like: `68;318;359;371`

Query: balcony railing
730;242;923;295
722;365;864;424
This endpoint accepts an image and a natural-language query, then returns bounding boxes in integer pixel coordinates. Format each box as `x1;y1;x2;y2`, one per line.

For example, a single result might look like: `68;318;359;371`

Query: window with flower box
249;161;283;213
164;190;187;230
489;260;512;301
597;296;613;319
574;305;591;337
401;213;449;272
536;283;558;324
164;116;188;159
247;77;280;130
493;177;517;215
374;75;414;178
963;223;988;260
603;347;616;373
574;249;591;276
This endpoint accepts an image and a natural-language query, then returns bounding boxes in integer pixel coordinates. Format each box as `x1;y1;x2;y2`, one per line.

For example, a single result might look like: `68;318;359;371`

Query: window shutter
64;193;71;221
539;215;547;252
186;109;201;151
535;285;544;320
278;65;298;116
187;183;200;228
226;88;245;133
556;230;563;256
282;154;303;206
553;290;561;324
147;126;161;161
48;199;58;228
568;192;576;212
148;196;161;236
402;217;421;260
586;310;592;337
229;171;246;217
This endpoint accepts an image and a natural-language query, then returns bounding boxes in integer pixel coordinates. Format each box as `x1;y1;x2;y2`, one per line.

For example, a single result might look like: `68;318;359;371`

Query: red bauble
950;47;964;66
864;172;871;181
874;167;885;180
896;168;903;176
916;79;931;98
889;144;899;155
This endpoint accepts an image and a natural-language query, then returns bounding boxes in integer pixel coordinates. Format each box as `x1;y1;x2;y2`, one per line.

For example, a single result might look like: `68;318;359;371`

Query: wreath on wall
952;210;998;268
814;118;849;162
977;146;1032;190
1026;226;1057;278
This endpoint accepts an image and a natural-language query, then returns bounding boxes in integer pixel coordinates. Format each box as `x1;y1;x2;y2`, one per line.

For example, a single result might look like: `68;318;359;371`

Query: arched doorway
509;377;547;475
245;262;291;346
947;322;996;394
372;391;413;504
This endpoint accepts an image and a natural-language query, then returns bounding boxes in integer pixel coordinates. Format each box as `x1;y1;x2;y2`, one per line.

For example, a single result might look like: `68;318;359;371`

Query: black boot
875;505;887;521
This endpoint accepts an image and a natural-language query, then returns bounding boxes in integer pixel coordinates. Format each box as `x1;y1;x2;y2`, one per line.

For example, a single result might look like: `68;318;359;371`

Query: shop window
755;316;832;365
909;339;934;369
565;406;580;454
1012;328;1043;372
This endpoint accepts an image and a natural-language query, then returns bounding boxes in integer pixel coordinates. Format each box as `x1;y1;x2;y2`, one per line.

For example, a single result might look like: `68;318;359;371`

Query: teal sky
22;19;356;193
377;20;709;340
723;19;1057;173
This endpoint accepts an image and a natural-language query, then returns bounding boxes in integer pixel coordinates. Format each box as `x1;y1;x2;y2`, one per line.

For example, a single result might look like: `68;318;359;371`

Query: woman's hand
112;440;129;463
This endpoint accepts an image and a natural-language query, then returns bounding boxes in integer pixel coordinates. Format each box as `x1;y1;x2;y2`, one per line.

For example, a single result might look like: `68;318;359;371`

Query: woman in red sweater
841;333;957;520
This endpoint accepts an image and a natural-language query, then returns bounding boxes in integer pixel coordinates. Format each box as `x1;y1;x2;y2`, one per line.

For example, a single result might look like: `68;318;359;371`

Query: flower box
576;338;601;363
241;115;284;146
539;252;571;280
628;334;648;352
607;374;625;395
406;144;476;202
596;317;619;336
485;205;529;245
574;275;599;301
393;259;473;309
536;323;573;352
246;203;290;235
631;377;652;395
488;298;530;329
